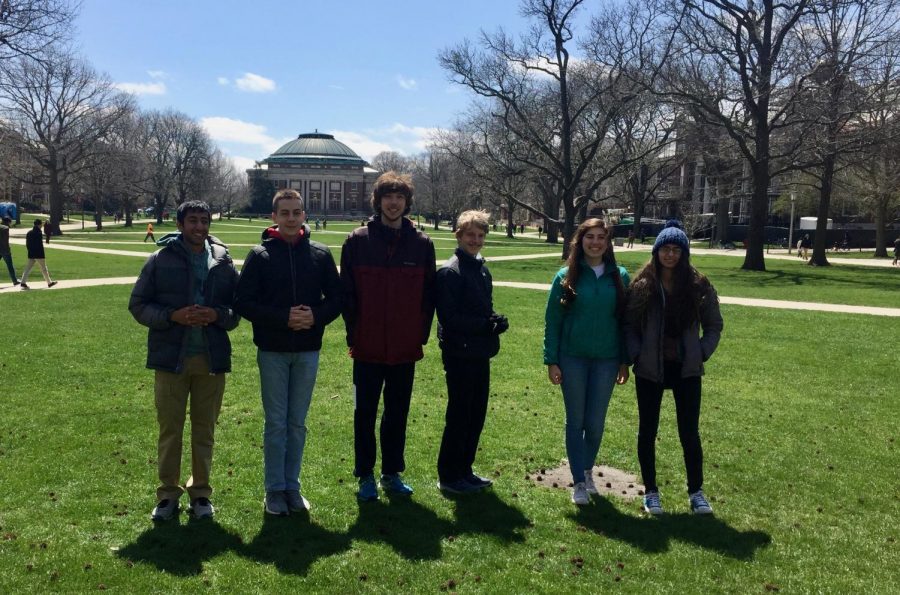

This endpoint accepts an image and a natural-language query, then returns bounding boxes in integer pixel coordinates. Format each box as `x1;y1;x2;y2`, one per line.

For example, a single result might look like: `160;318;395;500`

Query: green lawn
0;278;897;591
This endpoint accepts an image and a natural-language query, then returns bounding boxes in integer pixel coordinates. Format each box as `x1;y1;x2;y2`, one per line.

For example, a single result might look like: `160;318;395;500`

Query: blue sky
75;0;534;170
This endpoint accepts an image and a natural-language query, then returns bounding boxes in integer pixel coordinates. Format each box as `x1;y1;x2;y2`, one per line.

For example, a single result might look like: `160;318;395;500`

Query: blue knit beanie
653;220;690;256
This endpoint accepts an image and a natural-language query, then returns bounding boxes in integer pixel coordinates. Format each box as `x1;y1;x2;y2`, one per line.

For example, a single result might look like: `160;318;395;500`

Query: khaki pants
154;354;225;502
22;258;51;284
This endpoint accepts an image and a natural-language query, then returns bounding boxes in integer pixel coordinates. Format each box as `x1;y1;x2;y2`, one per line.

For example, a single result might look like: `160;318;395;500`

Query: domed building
247;131;380;217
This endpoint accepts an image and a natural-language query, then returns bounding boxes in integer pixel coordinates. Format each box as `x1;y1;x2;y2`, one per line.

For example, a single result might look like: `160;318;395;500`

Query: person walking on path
544;218;630;506
800;234;811;261
20;220;56;290
128;200;240;521
340;171;436;502
144;222;156;243
1;217;19;286
435;210;508;495
234;189;342;516
893;236;899;266
625;220;723;516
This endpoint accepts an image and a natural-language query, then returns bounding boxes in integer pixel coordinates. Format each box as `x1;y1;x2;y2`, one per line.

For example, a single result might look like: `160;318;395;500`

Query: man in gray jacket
129;201;240;521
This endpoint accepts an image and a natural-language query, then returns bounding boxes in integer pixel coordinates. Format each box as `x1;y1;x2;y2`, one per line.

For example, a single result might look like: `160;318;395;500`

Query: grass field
0;222;898;592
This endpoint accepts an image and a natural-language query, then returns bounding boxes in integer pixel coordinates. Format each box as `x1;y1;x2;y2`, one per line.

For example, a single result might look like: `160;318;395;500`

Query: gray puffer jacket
625;280;723;382
129;235;240;373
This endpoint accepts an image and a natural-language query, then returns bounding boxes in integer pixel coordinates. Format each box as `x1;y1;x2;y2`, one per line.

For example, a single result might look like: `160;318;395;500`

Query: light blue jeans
258;349;320;492
559;354;619;484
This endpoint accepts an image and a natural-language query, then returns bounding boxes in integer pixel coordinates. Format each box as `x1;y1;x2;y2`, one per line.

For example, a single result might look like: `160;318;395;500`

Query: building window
309;191;322;212
310;181;321;191
330;181;341;191
329;192;341;211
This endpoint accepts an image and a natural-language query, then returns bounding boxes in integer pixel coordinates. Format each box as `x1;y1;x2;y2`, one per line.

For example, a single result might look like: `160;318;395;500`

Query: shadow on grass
116;516;244;576
572;497;771;560
348;495;452;560
448;489;530;543
241;511;352;576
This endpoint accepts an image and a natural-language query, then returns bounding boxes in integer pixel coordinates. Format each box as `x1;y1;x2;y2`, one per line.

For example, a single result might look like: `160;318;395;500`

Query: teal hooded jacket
543;261;629;365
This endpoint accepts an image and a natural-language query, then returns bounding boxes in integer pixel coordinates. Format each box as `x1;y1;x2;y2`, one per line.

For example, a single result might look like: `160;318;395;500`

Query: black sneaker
48;281;57;288
189;497;214;519
466;473;493;490
19;283;29;290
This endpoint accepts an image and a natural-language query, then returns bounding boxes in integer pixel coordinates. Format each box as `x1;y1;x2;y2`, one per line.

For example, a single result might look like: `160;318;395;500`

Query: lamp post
80;189;85;230
788;192;795;254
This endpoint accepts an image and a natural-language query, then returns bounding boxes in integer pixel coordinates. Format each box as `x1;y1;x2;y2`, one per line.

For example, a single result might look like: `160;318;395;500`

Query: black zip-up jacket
128;235;240;373
26;227;45;259
234;225;342;352
436;248;500;359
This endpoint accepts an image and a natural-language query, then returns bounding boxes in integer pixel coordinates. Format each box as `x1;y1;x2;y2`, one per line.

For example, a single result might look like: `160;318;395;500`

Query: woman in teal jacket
544;218;630;506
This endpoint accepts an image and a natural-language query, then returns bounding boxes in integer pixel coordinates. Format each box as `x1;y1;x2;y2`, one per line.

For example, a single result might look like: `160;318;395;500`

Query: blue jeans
559;354;619;484
257;349;320;492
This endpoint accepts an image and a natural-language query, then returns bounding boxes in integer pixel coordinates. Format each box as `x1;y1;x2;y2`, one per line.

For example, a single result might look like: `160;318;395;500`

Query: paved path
2;227;897;316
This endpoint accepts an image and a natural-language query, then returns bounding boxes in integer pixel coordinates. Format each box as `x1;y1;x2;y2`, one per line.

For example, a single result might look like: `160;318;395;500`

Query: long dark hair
560;218;626;317
628;248;711;330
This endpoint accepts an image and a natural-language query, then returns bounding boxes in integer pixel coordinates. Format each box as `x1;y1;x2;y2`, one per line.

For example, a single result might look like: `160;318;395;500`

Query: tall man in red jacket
340;171;436;501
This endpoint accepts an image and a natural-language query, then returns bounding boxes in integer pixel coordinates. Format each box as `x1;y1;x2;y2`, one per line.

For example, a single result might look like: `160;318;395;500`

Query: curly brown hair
371;171;414;216
560;218;626;317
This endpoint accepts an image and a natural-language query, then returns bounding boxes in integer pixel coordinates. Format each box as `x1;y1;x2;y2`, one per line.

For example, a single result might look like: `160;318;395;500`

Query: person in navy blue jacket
435;210;508;494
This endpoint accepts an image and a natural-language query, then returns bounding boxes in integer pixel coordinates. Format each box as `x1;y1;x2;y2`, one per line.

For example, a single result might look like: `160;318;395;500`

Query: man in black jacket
435;210;507;494
234;189;342;516
20;219;56;290
129;201;240;521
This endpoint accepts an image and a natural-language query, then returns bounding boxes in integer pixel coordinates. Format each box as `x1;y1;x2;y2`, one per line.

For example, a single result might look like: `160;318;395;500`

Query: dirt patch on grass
527;462;644;501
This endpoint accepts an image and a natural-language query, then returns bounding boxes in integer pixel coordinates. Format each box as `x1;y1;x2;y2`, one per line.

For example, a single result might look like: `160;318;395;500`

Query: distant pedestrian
1;216;19;286
627;229;635;248
892;237;900;266
801;234;811;260
20;220;56;290
44;220;52;244
144;222;156;243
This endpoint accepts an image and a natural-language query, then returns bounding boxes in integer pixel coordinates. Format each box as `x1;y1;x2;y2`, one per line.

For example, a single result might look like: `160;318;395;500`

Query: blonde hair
455;209;490;236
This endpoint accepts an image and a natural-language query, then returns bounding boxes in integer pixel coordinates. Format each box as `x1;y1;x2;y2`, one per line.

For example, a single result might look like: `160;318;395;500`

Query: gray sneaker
284;490;310;512
583;471;598;495
689;490;713;515
264;491;289;516
643;490;664;516
189;497;214;519
151;498;179;521
571;482;589;506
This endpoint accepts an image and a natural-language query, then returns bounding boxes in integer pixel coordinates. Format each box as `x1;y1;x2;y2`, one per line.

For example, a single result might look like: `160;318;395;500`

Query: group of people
0;217;57;290
129;172;508;522
544;218;723;515
127;169;723;523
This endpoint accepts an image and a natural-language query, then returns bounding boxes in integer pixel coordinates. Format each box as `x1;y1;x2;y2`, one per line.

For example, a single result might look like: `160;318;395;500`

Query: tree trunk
506;205;514;239
809;157;835;267
741;160;768;271
48;166;64;235
873;197;887;257
561;200;577;260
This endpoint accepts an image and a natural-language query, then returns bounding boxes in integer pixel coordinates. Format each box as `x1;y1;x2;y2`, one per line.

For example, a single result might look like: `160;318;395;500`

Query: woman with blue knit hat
625;220;723;516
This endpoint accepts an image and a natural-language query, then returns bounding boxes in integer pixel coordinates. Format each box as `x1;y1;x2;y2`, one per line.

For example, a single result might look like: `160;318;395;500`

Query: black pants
635;361;704;494
352;360;415;478
437;354;490;483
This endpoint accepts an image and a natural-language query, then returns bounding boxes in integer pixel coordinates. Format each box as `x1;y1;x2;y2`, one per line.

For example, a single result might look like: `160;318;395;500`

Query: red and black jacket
340;217;436;364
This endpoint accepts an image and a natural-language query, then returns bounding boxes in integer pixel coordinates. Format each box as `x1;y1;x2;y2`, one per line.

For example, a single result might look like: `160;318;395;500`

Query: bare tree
792;0;900;265
370;150;409;174
0;50;134;232
657;0;813;270
0;0;77;64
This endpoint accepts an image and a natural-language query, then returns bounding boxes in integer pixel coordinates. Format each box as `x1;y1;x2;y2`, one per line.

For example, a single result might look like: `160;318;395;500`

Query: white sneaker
189;497;214;519
689;490;713;515
151;498;179;521
571;482;589;506
583;471;598;495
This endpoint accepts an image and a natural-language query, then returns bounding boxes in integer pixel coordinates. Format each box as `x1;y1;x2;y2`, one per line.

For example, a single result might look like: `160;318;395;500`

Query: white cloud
229;155;259;172
217;76;229;86
114;81;166;95
235;72;276;93
147;70;167;79
200;116;286;154
396;74;418;91
328;123;438;161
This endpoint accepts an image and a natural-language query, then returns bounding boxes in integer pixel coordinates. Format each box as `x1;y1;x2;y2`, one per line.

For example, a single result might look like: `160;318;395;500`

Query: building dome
265;132;367;166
